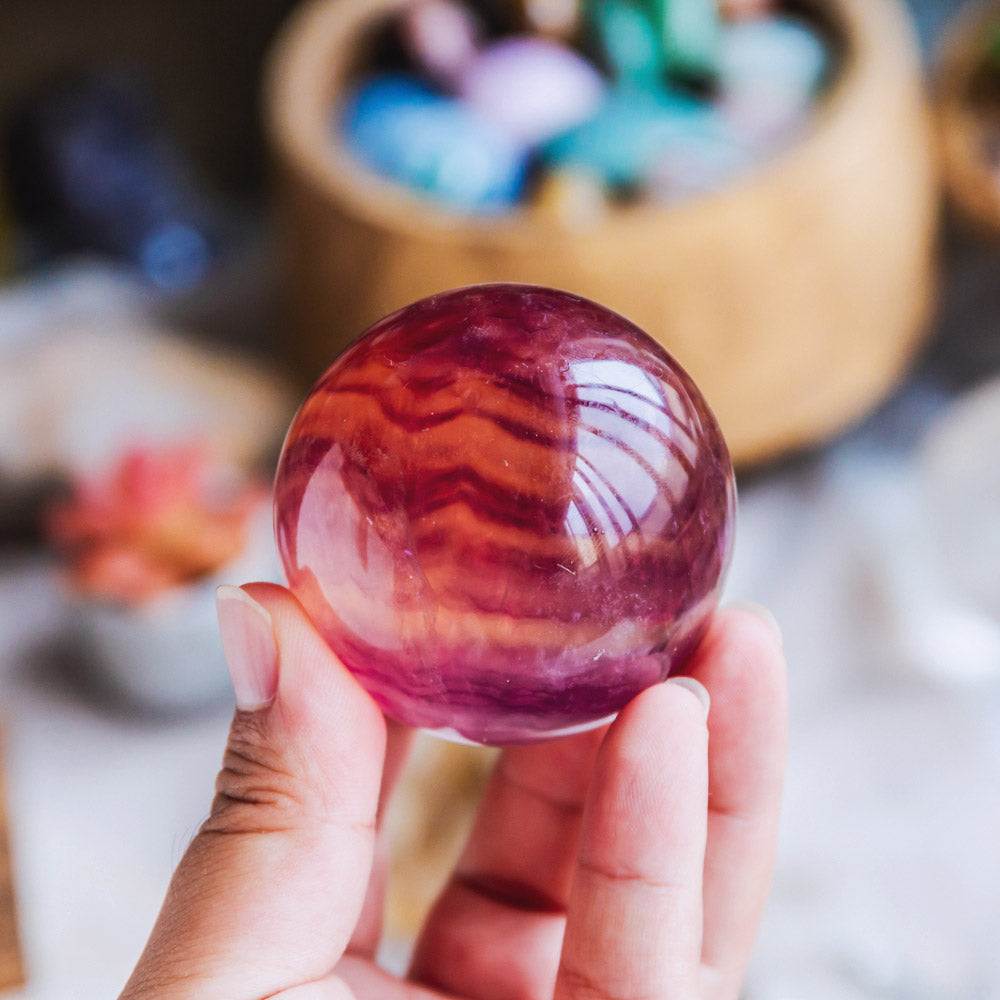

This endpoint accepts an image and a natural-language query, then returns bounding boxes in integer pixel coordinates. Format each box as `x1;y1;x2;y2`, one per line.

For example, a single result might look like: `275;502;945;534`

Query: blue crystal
543;85;724;187
339;73;528;212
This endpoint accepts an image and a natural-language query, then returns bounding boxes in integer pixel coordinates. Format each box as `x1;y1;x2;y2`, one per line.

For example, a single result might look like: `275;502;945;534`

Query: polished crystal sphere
274;284;735;744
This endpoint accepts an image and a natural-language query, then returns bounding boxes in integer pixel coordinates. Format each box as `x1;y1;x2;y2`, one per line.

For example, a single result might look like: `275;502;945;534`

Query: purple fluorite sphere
274;285;735;744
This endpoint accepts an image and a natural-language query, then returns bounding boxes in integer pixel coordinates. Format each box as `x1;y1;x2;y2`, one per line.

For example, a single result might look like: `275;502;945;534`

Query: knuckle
203;710;304;835
558;962;663;1000
558;963;605;999
575;855;687;894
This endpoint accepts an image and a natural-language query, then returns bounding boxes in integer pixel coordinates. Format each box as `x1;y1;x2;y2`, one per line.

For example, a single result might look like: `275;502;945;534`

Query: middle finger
408;723;608;1000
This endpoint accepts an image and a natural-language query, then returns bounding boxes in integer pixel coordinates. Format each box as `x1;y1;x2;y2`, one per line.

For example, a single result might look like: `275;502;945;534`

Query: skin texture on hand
119;585;787;1000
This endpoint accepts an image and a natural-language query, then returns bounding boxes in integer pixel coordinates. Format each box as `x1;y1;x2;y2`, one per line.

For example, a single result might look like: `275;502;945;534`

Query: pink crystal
273;285;735;744
458;37;605;147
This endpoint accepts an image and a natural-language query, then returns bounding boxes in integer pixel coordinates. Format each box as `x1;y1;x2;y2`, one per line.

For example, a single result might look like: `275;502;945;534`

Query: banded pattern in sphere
274;284;735;744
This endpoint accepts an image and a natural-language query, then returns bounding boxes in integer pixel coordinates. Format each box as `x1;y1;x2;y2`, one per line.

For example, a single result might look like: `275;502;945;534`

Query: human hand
119;583;786;1000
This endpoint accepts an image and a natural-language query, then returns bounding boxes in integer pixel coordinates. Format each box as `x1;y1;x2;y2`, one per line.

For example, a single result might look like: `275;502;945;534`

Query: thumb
120;583;388;1000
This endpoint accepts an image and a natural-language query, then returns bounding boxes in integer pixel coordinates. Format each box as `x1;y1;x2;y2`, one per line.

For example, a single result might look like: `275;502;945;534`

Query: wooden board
936;0;1000;238
0;747;24;992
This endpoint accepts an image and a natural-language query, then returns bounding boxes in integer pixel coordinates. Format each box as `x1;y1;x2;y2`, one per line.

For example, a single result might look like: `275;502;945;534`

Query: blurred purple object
3;69;220;291
459;36;606;146
399;0;482;87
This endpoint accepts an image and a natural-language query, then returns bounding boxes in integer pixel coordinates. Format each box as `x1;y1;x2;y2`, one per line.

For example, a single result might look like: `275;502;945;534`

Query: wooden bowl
264;0;938;466
936;0;1000;236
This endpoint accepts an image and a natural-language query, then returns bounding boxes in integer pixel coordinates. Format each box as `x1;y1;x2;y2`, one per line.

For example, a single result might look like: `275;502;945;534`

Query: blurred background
1;0;999;996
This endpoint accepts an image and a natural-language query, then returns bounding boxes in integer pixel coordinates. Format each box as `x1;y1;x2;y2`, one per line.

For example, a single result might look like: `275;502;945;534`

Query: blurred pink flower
46;443;267;604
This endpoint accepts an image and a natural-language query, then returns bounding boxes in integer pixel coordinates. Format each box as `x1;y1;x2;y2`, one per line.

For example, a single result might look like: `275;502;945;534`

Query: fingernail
216;585;279;710
666;676;711;720
728;600;783;648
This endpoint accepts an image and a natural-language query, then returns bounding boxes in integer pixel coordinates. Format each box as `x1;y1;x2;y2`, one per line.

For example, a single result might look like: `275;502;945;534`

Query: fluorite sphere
273;285;735;744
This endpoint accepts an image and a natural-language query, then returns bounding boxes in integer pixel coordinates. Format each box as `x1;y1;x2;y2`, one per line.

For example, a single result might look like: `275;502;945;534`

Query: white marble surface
0;379;999;999
0;556;232;999
729;423;1000;1000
